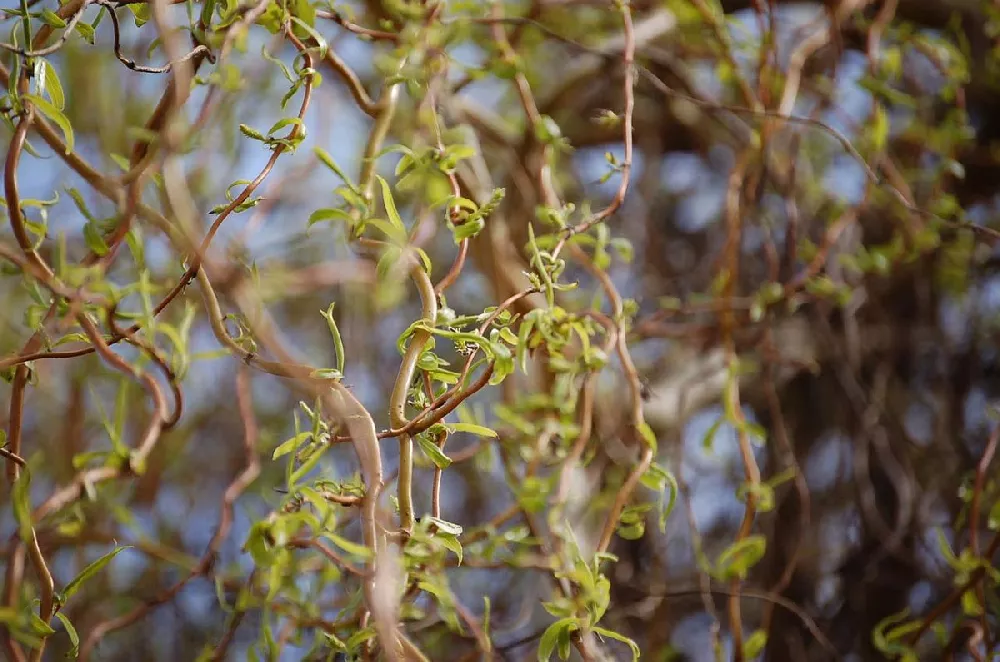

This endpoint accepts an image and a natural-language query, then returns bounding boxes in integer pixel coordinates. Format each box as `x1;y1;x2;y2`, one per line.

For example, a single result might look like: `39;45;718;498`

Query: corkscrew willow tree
1;0;1000;660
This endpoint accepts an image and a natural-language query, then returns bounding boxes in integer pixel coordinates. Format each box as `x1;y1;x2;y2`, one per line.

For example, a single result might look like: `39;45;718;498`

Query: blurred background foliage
2;0;1000;660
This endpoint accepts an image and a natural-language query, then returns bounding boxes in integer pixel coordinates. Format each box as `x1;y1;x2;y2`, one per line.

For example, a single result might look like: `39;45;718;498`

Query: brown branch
95;0;214;74
77;363;260;661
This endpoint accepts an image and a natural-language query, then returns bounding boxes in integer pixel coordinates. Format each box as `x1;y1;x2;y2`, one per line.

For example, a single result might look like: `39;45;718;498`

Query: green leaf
28;613;55;636
715;535;766;580
62;546;131;602
308;208;353;227
344;627;377;651
335;185;368;214
446;422;498;438
538;617;578;661
647;466;678;533
870;104;889;152
244;522;273;566
636;421;657;453
425;516;463;537
39;60;65;110
239;123;268;143
961;588;983;616
516;312;538;373
320;303;346;376
542;598;575;619
272;432;311;460
742;629;767;659
71;451;110;470
437;535;463;565
367;218;408;245
39;9;66;28
415;433;452;469
74;21;95;43
127;3;150;26
592;626;640;662
934;529;959;567
617;504;650;540
266;117;303;137
309;368;343;380
872;609;919;657
24;94;74;153
289;444;328;486
535;115;563;144
66;187;97;223
12;469;33;544
488;340;513;386
101;153;127;173
377;175;406;235
701;416;724;451
53;612;79;656
439;144;476;171
254;0;285;33
320;532;374;559
83;221;109;256
210;197;263;215
517;475;549;514
290;16;328;57
451;216;485;242
313;147;355;189
261;45;294;82
395;153;417;178
988;498;1000;530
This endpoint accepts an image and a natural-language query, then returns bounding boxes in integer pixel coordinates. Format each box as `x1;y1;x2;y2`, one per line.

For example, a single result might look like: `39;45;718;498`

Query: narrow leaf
62;546;132;601
377;175;405;234
415;434;452;469
447;422;498;438
24;94;74;153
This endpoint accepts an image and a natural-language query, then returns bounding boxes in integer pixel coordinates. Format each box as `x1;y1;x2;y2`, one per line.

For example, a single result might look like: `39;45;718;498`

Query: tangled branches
1;0;1000;661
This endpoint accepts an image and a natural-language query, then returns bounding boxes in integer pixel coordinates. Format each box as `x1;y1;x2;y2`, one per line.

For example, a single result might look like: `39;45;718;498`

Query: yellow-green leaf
24;94;74;153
